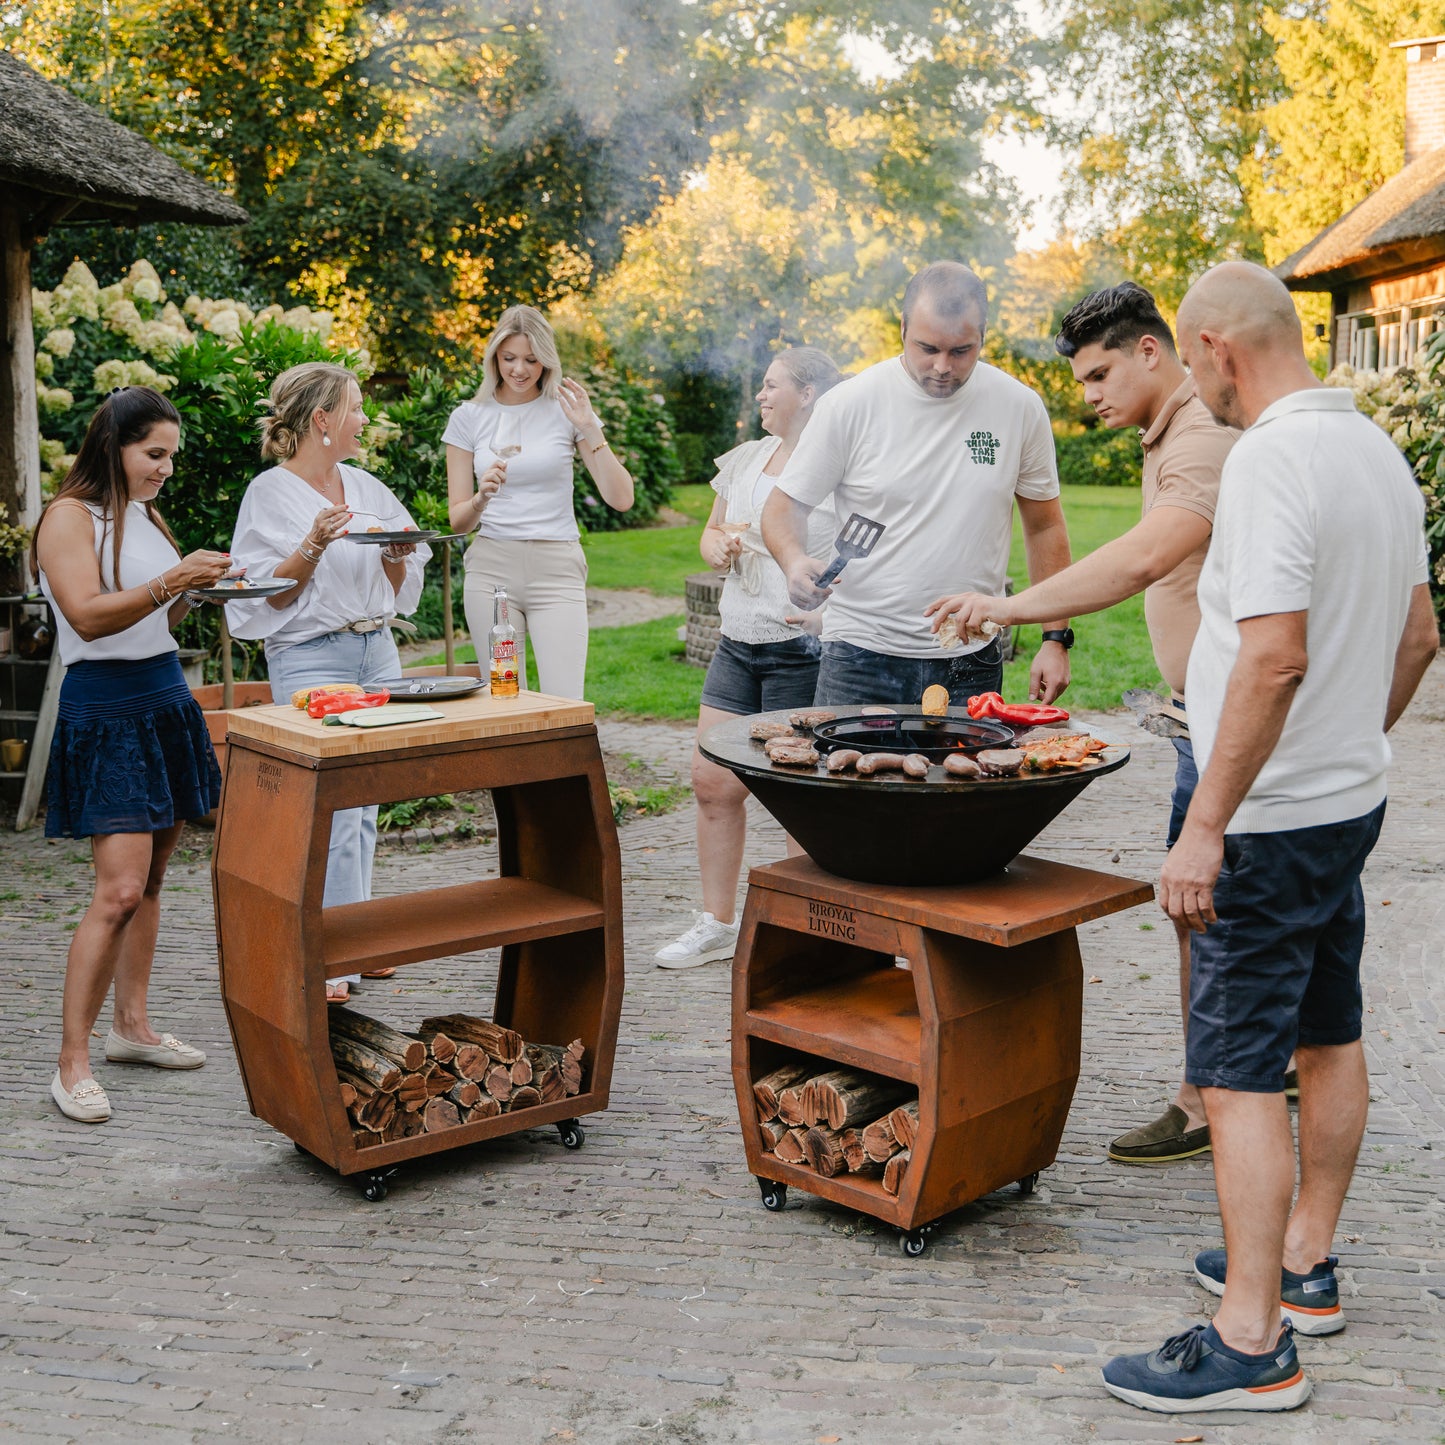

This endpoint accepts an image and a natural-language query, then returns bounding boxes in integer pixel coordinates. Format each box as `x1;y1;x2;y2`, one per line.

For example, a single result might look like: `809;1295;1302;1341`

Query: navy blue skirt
45;653;221;838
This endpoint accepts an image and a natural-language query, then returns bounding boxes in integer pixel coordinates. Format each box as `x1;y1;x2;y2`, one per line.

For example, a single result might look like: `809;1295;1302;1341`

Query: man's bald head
1177;262;1305;356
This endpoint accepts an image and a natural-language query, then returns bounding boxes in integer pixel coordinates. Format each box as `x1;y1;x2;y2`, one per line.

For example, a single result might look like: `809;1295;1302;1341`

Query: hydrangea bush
1326;348;1445;619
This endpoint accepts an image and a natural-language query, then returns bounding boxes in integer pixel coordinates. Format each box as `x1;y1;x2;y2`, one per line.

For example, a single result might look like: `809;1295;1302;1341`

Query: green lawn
429;483;1162;719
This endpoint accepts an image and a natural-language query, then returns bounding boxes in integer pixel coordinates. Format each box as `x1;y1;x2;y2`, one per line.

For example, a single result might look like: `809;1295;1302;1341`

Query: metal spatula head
815;512;886;588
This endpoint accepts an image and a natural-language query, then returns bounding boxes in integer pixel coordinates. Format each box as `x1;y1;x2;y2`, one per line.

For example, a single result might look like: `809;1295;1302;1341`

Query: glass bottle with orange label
489;587;519;697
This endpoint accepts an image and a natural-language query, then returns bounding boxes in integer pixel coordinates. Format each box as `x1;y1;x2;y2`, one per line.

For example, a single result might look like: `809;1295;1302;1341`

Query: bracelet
146;578;165;608
157;571;174;601
585;436;608;456
300;542;324;563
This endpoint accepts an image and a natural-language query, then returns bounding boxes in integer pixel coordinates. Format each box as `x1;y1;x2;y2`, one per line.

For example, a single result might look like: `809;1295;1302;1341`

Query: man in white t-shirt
1102;262;1439;1415
761;262;1074;706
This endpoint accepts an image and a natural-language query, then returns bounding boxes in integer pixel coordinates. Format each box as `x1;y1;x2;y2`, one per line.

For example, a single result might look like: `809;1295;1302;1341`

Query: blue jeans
813;637;1004;708
267;630;401;983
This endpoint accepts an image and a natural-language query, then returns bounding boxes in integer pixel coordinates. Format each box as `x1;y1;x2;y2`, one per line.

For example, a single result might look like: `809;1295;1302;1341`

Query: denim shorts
812;637;1003;708
1185;802;1386;1093
700;635;822;715
1166;734;1198;849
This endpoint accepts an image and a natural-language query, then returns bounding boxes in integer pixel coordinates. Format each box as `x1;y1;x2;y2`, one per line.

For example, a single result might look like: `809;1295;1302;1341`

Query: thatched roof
0;49;249;228
1275;145;1445;291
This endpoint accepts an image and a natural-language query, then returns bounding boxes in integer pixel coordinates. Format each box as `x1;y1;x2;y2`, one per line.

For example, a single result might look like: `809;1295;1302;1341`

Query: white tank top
40;502;182;664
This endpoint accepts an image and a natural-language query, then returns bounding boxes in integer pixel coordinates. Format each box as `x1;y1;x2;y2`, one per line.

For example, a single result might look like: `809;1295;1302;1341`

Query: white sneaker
655;912;740;969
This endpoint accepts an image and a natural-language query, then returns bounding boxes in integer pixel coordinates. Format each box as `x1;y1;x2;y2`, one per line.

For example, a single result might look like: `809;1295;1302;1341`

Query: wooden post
0;208;40;596
220;610;234;711
441;539;454;672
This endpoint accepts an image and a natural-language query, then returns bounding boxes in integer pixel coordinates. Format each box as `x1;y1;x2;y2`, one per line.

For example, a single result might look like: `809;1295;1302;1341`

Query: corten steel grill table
212;691;623;1201
702;710;1153;1255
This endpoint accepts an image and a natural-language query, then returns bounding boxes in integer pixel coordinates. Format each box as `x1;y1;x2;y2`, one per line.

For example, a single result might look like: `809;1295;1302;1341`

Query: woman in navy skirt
33;387;234;1122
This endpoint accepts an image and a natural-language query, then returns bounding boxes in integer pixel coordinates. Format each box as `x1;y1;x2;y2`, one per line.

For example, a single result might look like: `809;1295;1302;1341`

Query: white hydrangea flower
39;385;74;412
92;357;175;393
39;437;67;467
135;320;188;358
42;327;75;358
132;277;162;304
205;307;242;339
32;291;55;328
34;351;54;379
255;303;283;324
125;259;164;298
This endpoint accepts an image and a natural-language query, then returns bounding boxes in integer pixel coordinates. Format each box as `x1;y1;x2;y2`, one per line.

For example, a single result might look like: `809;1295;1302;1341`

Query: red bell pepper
965;691;1070;726
308;688;391;719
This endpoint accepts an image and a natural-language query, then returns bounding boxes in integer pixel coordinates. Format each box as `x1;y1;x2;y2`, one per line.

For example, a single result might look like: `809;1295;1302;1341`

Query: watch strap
1041;628;1074;649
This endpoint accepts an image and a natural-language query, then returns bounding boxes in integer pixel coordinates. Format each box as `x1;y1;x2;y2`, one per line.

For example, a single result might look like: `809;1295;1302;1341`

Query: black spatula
814;512;886;588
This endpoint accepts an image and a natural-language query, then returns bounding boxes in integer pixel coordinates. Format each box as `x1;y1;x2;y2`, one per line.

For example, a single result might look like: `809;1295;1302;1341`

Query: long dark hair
31;387;182;587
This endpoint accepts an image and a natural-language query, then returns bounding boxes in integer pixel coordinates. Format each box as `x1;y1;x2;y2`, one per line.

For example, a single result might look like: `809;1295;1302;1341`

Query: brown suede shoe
1108;1104;1211;1164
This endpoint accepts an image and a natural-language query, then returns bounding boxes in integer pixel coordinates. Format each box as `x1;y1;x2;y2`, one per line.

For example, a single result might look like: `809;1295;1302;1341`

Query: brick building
1276;35;1445;370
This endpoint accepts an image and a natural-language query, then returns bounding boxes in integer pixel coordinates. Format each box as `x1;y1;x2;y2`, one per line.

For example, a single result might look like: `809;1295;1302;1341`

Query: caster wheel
900;1229;929;1258
293;1142;309;1155
1018;1172;1038;1197
557;1120;585;1150
360;1172;389;1203
758;1180;788;1212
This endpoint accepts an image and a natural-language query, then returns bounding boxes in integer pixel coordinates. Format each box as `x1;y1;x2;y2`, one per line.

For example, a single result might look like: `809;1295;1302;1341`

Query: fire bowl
699;708;1131;886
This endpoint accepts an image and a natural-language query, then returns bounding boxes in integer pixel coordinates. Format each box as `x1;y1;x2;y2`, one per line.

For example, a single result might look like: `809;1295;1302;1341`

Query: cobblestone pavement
1;677;1441;1444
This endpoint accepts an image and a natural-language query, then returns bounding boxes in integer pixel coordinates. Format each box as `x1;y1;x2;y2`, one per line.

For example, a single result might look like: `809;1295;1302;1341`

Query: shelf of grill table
321;877;605;974
745;968;921;1082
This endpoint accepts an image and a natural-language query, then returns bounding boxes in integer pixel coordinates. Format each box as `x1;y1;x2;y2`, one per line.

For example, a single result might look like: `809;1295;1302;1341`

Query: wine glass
718;519;749;575
491;408;523;462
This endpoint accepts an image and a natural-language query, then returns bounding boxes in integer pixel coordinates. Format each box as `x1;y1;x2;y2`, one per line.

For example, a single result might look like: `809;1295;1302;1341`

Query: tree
1243;0;1445;264
1047;0;1287;303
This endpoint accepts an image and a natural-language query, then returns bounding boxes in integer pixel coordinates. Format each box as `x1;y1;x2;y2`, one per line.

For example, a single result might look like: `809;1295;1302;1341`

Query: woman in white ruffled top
655;347;842;969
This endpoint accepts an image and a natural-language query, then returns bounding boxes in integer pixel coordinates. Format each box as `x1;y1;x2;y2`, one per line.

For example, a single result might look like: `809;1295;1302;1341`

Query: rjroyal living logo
966;429;999;465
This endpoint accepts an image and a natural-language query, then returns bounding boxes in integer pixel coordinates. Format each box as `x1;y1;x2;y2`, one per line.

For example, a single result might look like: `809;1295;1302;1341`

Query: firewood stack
753;1063;918;1197
330;1008;585;1148
757;1063;913;1196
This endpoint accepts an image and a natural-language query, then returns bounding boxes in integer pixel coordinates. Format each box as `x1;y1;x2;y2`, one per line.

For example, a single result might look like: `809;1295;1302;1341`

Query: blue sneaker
1194;1249;1344;1335
1102;1322;1310;1413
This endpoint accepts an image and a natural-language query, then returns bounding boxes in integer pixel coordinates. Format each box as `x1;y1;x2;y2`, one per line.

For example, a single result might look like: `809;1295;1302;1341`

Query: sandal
326;982;351;1005
360;968;396;979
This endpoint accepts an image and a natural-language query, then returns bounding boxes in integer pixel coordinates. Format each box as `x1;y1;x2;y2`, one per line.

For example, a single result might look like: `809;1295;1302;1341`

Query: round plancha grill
699;708;1131;886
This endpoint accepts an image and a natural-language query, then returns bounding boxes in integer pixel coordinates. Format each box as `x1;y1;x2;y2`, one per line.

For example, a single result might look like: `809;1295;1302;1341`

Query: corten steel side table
732;855;1153;1255
211;691;623;1201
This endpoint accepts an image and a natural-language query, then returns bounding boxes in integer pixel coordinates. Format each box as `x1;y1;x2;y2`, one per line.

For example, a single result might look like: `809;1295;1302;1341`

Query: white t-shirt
41;501;181;664
713;437;836;645
1187;388;1429;834
777;357;1059;657
441;395;586;542
226;464;431;651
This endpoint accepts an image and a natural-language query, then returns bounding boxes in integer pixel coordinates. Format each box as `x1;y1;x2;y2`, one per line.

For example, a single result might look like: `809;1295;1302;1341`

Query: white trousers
463;537;589;700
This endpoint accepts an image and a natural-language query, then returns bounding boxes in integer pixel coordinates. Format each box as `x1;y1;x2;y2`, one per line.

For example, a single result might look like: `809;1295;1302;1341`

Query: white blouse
225;464;431;651
40;502;181;665
713;439;836;645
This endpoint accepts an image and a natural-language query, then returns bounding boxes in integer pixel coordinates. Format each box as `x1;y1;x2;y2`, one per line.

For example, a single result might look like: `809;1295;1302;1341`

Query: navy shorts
1166;734;1198;849
1185;802;1386;1093
700;635;822;716
812;637;1004;708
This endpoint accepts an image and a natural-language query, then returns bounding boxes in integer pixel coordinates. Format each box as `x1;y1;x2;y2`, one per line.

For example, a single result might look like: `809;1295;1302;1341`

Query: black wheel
360;1172;389;1203
293;1141;309;1155
557;1120;585;1150
758;1180;788;1212
900;1230;929;1258
1018;1172;1038;1197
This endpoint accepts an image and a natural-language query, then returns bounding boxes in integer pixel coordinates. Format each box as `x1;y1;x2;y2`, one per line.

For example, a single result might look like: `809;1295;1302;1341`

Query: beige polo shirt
1140;377;1237;696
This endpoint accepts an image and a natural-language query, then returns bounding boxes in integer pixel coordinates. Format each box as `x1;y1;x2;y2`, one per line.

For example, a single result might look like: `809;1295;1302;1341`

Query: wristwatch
1040;628;1075;650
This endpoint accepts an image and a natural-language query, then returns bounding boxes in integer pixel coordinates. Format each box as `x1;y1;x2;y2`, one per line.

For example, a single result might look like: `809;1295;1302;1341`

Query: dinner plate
370;676;485;699
342;529;441;545
186;577;299;601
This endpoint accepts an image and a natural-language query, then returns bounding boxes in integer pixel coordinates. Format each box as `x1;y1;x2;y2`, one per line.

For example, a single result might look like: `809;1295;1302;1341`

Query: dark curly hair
1055;282;1175;359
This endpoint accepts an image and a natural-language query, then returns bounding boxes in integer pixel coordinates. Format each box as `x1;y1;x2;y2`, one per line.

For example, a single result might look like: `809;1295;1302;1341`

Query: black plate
186;577;298;601
369;676;485;699
342;529;440;545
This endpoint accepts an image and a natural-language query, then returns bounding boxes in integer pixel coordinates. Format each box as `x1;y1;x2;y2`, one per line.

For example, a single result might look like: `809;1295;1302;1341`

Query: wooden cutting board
221;689;594;758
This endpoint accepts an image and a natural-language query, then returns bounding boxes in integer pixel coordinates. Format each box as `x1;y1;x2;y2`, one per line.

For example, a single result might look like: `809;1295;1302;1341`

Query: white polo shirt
1187;387;1429;833
777;357;1058;657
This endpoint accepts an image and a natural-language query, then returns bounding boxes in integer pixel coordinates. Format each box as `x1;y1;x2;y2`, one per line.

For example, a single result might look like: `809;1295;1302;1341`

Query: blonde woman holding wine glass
655;346;842;969
444;306;634;699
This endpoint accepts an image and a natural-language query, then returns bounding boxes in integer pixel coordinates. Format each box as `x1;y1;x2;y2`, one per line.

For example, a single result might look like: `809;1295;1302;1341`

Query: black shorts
1185;802;1386;1093
700;635;822;715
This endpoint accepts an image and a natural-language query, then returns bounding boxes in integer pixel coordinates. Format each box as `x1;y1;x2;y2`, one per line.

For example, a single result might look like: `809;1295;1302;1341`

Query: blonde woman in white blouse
655;347;842;969
228;362;431;1005
444;305;633;699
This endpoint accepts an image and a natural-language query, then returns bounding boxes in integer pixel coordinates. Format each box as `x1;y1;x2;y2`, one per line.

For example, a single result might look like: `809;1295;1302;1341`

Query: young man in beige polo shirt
927;281;1237;1164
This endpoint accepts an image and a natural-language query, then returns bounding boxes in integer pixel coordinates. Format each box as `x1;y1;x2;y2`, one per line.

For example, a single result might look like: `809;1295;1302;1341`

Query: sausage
825;749;863;774
768;744;819;768
943;752;982;778
855;752;906;775
901;753;931;779
976;748;1024;777
750;720;795;742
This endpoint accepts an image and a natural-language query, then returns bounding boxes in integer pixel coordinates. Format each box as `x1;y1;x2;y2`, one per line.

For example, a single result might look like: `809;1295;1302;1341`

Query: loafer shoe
51;1070;110;1123
1108;1104;1211;1163
1195;1247;1344;1335
104;1029;206;1069
1102;1321;1310;1413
